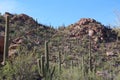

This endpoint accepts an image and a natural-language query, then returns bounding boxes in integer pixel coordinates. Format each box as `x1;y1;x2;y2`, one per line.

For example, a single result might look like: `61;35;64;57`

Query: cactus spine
3;15;9;65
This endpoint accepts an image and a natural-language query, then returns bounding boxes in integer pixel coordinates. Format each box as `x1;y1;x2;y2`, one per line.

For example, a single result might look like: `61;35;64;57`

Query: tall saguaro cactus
89;36;92;72
37;41;55;80
2;15;9;65
88;29;93;72
58;50;61;74
45;40;49;70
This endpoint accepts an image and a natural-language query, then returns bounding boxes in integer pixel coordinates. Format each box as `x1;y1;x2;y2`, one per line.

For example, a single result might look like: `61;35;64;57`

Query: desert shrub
0;52;40;80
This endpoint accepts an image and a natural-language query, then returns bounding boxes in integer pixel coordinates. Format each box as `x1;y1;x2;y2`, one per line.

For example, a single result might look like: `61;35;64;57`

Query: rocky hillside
0;12;56;59
0;12;56;39
0;13;120;80
0;13;119;58
67;18;118;42
48;18;120;63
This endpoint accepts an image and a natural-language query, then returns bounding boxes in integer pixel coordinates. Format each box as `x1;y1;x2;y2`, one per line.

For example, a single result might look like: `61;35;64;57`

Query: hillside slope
0;13;120;80
49;18;120;63
0;12;56;59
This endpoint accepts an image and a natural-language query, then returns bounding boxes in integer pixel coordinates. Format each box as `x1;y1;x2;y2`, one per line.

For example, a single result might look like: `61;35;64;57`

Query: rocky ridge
68;18;117;42
0;12;56;61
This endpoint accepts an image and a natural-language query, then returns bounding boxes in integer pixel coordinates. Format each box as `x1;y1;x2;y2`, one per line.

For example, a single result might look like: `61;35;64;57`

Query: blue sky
0;0;120;27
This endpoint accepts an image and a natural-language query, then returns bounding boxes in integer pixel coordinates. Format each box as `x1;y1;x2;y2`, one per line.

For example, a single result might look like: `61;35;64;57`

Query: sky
0;0;120;28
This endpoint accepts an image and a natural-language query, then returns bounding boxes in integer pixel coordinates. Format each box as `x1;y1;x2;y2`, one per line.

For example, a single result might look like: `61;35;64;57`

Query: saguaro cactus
88;29;93;72
45;40;49;70
58;50;61;74
2;15;9;65
37;41;55;80
37;55;45;77
89;36;92;72
82;56;85;80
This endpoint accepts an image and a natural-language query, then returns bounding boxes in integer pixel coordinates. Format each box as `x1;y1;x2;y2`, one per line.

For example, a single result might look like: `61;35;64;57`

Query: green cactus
89;36;92;72
58;50;61;74
37;41;55;80
47;66;55;80
82;56;85;79
3;15;9;65
37;55;45;77
81;55;88;80
71;60;74;70
37;59;41;75
45;40;49;70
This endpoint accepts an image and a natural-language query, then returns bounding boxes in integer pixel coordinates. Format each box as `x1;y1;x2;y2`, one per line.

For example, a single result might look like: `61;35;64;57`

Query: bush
0;52;40;80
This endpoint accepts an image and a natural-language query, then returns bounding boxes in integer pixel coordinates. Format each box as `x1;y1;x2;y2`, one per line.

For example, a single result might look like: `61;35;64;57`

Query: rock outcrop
0;12;55;62
68;18;117;42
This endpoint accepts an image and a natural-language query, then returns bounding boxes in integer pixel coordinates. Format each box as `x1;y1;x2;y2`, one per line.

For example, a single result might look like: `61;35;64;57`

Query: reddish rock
12;37;23;44
0;36;4;62
77;18;96;25
11;13;36;24
4;12;14;18
69;18;117;42
9;44;19;57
